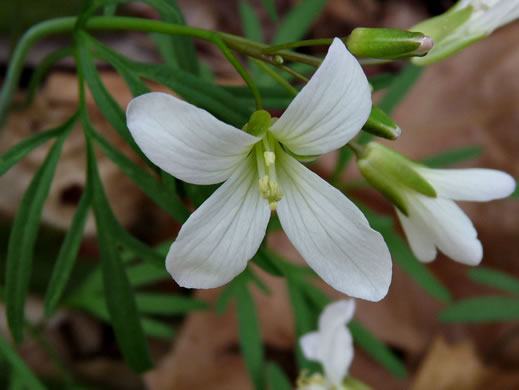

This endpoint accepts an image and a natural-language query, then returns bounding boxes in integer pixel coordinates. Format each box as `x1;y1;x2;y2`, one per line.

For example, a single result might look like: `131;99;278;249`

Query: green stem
347;141;366;158
1;16;323;127
250;58;298;97
262;38;334;54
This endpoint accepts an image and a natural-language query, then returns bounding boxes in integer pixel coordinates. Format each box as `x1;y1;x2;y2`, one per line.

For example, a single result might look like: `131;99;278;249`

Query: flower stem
261;38;334;54
250;58;298;97
0;16;324;127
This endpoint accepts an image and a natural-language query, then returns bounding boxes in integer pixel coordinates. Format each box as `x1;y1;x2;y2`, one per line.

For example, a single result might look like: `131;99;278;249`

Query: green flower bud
363;105;402;140
346;28;434;60
357;142;436;215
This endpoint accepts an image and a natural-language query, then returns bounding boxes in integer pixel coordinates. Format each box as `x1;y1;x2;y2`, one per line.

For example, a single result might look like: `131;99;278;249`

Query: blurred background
1;0;519;389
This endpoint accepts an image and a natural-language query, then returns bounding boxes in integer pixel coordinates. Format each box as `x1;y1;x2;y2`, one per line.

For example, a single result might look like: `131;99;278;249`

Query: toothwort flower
126;38;392;301
298;300;355;390
396;165;516;265
358;142;516;265
412;0;519;64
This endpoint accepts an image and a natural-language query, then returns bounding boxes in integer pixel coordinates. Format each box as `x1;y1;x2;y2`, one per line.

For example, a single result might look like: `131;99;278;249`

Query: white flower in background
358;142;516;265
412;0;519;65
298;300;355;390
396;166;516;265
126;38;392;301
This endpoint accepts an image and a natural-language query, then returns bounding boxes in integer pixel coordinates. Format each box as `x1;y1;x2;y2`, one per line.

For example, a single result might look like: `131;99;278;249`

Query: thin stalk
0;16;323;127
250;58;298;97
262;38;334;54
346;141;366;158
275;64;309;83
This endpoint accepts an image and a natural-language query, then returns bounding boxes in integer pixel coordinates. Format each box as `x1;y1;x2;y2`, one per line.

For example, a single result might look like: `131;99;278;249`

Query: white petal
415;167;516;202
166;154;270;288
300;332;320;361
126;92;259;185
269;38;371;157
318;322;353;386
276;150;392;301
406;195;483;265
318;299;355;332
395;208;437;263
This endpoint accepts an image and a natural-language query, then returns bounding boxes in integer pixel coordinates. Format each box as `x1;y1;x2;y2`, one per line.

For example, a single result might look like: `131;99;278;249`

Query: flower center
256;133;283;211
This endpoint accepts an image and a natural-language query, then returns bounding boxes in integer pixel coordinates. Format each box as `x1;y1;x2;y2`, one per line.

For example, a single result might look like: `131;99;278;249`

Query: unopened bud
357;143;437;215
346;28;434;60
363;105;402;140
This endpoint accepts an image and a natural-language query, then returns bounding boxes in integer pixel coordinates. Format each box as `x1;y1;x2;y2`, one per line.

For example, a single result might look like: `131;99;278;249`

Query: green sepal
363;105;401;140
357;143;437;215
245;109;272;137
346;28;433;60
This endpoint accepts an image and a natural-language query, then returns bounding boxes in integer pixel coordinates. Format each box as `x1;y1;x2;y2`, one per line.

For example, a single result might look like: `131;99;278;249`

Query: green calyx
357;142;437;215
346;28;434;60
363;105;402;140
244;109;272;137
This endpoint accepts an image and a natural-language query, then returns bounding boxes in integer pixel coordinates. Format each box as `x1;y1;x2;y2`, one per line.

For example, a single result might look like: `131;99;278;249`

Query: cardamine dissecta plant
0;0;517;389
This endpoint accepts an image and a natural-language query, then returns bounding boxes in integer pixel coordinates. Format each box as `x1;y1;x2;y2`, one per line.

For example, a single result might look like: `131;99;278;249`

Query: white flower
396;166;516;265
126;38;392;301
412;0;519;64
298;300;355;390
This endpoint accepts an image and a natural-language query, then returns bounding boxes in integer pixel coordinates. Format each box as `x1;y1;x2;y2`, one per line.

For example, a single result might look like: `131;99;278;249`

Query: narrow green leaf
349;321;408;378
126;262;170;287
235;277;265;390
44;188;91;316
422;145;483;168
135;293;209;315
266;362;292;390
469;268;519;296
382;230;452;302
70;294;174;339
8;371;25;390
0;333;47;390
215;283;236;314
261;0;278;22
89;38;150;96
368;73;396;92
240;1;264;42
0;114;76;176
378;64;424;115
76;33;154;168
273;0;328;44
115;226;165;268
441;296;519;323
134;62;251;127
140;317;175;339
5;131;70;343
86;139;153;372
90;128;190;222
286;279;318;371
145;0;200;74
19;47;74;110
362;207;452;302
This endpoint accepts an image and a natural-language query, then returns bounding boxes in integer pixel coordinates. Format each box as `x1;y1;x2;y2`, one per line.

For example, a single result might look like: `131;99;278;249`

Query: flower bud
346;28;434;60
363;105;402;140
357;142;436;215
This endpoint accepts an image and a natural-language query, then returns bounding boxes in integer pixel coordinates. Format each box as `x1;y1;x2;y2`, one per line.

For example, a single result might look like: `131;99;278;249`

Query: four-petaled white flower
412;0;519;64
126;38;392;301
298;300;356;390
396;166;515;265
